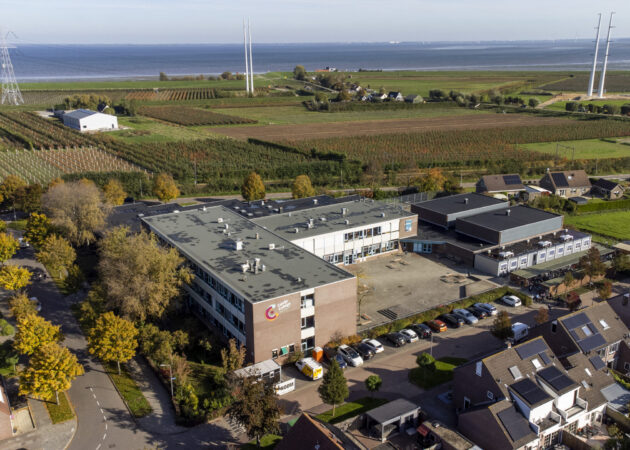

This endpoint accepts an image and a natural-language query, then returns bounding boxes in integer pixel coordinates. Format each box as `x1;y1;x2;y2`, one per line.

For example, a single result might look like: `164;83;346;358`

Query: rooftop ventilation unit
294;227;299;234
341;207;348;216
538;241;552;248
313;199;318;205
380;212;386;218
560;234;574;242
217;217;224;223
320;217;326;222
234;239;243;251
506;209;511;216
268;243;275;250
499;251;514;258
464;198;469;205
241;263;249;273
255;233;260;240
344;219;350;225
225;223;229;230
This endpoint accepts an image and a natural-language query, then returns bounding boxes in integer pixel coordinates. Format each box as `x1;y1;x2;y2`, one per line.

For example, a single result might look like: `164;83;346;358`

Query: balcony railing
558;397;587;421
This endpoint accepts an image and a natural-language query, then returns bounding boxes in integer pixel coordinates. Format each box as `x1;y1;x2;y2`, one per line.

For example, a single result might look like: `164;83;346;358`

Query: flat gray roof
366;398;419;424
456;206;561;232
413;193;507;215
253;199;414;240
142;206;354;303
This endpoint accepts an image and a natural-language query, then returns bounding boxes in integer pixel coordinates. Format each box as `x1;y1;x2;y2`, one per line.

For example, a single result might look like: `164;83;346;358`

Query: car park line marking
105;423;108;430
96;444;101;450
100;408;104;414
103;433;107;440
96;400;100;406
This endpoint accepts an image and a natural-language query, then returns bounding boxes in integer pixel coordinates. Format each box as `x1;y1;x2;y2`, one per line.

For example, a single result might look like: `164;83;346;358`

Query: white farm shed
62;109;118;132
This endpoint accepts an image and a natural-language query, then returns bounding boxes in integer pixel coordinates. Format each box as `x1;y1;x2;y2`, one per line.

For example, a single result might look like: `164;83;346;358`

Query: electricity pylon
0;31;23;105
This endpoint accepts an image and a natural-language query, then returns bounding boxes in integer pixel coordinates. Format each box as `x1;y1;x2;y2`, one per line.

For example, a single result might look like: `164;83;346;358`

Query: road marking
92;393;96;399
105;423;108;430
100;408;103;414
103;415;107;421
103;433;107;440
90;387;93;391
96;444;101;450
96;400;100;406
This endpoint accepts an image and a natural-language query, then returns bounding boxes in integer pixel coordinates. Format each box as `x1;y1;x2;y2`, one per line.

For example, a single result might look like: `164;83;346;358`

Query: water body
9;40;630;81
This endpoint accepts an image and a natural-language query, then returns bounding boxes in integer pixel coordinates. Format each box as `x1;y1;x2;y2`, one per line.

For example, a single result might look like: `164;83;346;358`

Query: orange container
312;346;323;362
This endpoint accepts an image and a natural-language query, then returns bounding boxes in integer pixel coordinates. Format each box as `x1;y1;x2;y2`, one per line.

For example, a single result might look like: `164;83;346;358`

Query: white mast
598;12;615;99
587;14;601;97
243;19;250;95
248;18;254;94
0;30;23;105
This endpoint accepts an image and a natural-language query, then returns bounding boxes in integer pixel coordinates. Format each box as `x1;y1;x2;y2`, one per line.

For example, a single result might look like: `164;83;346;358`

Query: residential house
404;94;424;104
453;337;612;450
371;93;388;102
476;174;526;196
275;413;360;450
531;302;630;371
591;178;625;200
388;91;404;102
538;170;591;198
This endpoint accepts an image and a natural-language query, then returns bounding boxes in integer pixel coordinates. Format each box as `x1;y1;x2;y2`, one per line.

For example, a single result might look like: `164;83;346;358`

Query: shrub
0;319;14;336
565;102;578;112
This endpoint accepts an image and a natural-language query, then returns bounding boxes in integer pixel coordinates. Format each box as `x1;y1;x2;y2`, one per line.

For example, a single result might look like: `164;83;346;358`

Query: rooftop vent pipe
217;217;223;223
464;198;469;204
268;243;275;250
506;209;511;216
313;199;318;205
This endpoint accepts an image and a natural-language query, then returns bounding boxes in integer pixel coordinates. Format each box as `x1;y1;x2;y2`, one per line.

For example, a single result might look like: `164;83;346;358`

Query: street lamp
160;363;175;398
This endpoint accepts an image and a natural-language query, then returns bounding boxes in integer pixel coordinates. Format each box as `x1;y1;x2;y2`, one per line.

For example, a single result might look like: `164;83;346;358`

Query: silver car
473;302;497;316
452;308;478;325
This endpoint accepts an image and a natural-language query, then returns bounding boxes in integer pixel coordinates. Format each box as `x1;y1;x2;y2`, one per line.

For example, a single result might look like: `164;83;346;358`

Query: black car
467;306;488;319
385;332;407;347
410;323;432;338
439;314;464;328
353;342;375;360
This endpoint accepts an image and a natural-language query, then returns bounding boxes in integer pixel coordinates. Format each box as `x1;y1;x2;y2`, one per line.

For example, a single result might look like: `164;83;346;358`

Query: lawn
564;210;630;241
105;362;153;418
241;434;282;449
316;397;388;424
217;104;484;125
7;219;27;231
45;391;75;424
409;357;468;389
523;137;630;160
115;116;220;143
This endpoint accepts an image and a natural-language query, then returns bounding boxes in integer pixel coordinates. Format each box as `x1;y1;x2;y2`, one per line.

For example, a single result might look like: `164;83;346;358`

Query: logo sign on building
265;300;291;321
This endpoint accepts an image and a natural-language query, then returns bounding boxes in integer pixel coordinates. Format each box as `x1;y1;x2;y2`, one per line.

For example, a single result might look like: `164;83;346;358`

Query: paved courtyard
347;252;498;331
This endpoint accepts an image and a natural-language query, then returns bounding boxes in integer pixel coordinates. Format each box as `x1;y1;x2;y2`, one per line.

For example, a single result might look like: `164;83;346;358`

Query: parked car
332;354;348;370
501;295;522;307
426;319;447;333
473;302;497;316
295;357;323;380
452;308;479;325
399;329;419;343
410;323;432;338
512;322;529;343
18;237;29;248
338;344;364;367
323;347;348;370
361;338;384;354
385;332;407;347
467;306;488;319
353;342;375;360
439;314;464;328
29;296;41;312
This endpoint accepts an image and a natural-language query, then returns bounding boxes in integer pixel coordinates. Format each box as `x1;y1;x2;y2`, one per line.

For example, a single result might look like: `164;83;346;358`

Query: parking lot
346;252;498;331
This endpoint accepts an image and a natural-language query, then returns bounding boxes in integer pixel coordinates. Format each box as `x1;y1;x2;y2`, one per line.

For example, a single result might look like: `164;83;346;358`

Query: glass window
301;337;315;352
301;315;315;329
405;219;412;232
301;294;314;309
344;232;353;242
271;349;278;359
289;344;295;353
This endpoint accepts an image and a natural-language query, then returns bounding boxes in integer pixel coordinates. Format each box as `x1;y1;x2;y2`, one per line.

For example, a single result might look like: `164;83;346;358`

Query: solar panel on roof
579;333;607;353
497;407;533;443
538;366;576;393
589;355;606;371
539;352;551;365
563;313;589;330
515;339;548;360
511;378;551;405
551;172;569;187
503;175;522;186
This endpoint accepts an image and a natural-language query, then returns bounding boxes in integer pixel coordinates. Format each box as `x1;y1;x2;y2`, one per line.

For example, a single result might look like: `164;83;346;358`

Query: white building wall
529;400;554;423
556;388;580;411
81;113;118;131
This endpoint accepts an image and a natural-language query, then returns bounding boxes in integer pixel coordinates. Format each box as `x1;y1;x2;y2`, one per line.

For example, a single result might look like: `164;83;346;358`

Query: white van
511;322;529;343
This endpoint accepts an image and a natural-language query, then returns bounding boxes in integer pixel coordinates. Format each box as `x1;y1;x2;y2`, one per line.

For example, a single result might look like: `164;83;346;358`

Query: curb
103;365;141;426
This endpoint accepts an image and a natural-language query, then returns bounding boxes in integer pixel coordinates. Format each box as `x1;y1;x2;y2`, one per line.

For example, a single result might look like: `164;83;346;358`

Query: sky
1;0;629;44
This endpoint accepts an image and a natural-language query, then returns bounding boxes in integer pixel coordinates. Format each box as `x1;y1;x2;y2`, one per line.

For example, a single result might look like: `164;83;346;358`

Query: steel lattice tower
0;32;23;105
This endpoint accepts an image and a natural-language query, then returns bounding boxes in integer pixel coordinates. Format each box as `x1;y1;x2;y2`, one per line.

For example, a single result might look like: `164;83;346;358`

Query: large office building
142;206;357;364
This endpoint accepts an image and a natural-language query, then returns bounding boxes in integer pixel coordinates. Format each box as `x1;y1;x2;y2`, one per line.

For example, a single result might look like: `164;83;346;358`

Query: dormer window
599;319;610;330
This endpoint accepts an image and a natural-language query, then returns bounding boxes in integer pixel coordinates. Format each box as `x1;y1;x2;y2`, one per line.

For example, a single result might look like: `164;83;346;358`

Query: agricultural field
523;137;630;159
216;104;482;125
564;210;630;241
139;105;256;126
0;111;94;149
545;98;630;112
208;114;575;141
0;147;142;184
115;117;220;143
539;72;630;93
127;88;229;102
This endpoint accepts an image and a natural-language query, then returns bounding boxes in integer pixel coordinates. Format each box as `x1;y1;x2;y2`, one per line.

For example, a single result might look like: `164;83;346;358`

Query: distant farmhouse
476;174;525;196
591;178;625;200
61;109;118;132
539;170;591;198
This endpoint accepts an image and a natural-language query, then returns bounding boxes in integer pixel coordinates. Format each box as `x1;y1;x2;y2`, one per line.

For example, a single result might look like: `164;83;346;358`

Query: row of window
188;284;246;335
191;263;245;313
271;337;315;359
324;240;398;264
301;293;315;309
301;315;315;329
189;297;243;347
498;239;590;273
344;226;382;242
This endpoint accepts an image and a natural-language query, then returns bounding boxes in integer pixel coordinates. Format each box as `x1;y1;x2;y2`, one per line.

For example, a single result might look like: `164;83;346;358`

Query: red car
426;319;447;333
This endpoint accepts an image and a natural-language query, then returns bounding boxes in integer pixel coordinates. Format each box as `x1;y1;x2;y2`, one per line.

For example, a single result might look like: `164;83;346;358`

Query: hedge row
62;171;150;198
363;286;532;339
576;198;630;213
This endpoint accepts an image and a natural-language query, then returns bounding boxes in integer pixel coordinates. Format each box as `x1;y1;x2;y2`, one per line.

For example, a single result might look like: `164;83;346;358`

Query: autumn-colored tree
98;227;192;321
103;179;127;206
48;178;64;189
9;293;37;320
87;312;138;375
491;311;513;340
578;247;606;284
414;168;446;192
0;265;31;291
172;353;192;386
14;313;64;356
24;213;52;248
241;172;265;201
152;173;179;203
0;175;27;213
36;234;76;279
534;307;549;325
42;181;110;246
15;184;43;213
291;174;316;199
0;233;19;264
599;280;613;301
563;272;574;294
19;342;84;405
221;338;246;373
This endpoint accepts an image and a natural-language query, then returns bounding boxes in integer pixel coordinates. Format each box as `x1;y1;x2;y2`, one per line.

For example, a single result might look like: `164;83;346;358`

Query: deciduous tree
563;271;574;294
414;168;446;192
42;180;110;246
103;179;127;206
221;338;246;373
365;375;382;397
534;307;549;325
0;265;31;291
15;184;43;213
291;174;316;199
241;172;265;201
19;342;84;405
0;233;19;264
318;359;349;417
9;293;37;320
293;65;306;81
0;175;27;214
24;213;52;248
579;247;606;284
491;311;513;340
98;227;192;321
87;312;138;375
36;234;76;279
613;253;630;276
14;314;64;356
227;375;281;447
599;280;613;301
152;173;179;203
